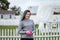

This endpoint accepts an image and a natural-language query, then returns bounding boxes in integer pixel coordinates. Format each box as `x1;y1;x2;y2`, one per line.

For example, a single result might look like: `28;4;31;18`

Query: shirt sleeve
17;21;26;34
32;20;36;33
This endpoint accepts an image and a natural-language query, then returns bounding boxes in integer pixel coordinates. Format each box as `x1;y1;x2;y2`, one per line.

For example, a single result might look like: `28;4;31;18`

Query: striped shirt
17;19;36;38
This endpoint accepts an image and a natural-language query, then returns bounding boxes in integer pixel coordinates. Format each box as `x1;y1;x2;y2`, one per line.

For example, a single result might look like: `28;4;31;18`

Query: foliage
10;6;21;15
0;0;10;10
35;24;39;29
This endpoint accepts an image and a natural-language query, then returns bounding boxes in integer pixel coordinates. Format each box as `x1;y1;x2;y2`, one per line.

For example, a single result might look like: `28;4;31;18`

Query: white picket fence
0;28;60;40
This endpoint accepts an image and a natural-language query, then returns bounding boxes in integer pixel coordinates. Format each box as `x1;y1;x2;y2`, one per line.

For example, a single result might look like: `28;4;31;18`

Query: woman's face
25;12;31;19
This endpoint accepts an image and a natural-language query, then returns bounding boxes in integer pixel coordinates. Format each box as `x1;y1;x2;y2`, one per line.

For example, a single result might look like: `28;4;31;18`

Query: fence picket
0;27;60;40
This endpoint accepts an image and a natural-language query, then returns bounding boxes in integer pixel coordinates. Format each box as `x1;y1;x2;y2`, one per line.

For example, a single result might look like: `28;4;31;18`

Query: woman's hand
25;30;33;36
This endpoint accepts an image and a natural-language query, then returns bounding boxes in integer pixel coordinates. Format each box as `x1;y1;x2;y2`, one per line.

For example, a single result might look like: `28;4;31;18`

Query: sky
8;0;60;11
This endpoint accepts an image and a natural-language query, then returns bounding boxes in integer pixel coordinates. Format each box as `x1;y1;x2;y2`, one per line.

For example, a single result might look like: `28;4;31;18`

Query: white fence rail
0;28;60;40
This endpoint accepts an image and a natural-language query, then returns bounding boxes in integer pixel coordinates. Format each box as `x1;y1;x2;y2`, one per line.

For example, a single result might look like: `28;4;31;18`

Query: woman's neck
24;18;29;20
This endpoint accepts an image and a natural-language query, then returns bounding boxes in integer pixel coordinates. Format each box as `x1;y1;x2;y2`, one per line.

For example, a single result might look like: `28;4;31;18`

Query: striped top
17;19;36;38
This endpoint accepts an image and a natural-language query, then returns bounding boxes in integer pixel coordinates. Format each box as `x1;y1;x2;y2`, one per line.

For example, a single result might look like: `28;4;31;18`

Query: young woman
17;10;36;40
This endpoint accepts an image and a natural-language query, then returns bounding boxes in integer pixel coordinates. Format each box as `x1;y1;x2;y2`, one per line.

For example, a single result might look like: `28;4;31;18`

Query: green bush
0;25;18;29
35;24;39;29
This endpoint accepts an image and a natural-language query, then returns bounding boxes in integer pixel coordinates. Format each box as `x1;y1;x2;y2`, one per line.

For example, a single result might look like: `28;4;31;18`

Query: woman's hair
21;10;31;21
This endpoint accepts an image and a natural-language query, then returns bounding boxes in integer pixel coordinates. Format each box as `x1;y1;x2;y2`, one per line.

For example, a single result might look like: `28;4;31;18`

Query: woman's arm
17;21;26;34
32;20;36;33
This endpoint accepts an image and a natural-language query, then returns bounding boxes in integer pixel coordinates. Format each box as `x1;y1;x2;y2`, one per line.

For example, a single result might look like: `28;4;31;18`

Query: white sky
8;0;60;11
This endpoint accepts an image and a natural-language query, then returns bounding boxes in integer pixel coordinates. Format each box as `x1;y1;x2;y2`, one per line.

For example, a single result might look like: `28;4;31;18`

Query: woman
17;10;36;40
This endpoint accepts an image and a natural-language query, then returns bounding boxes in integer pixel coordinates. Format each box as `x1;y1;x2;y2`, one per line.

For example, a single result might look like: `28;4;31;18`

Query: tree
0;0;10;10
10;6;21;15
